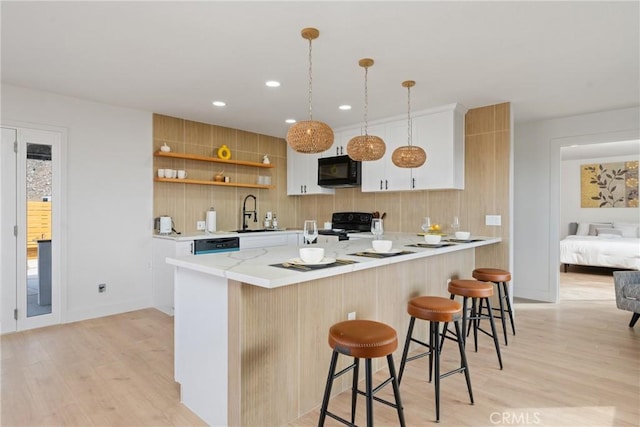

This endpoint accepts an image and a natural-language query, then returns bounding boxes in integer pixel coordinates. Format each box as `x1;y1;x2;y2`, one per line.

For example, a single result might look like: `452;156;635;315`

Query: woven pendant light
286;27;334;154
392;80;426;168
347;58;385;161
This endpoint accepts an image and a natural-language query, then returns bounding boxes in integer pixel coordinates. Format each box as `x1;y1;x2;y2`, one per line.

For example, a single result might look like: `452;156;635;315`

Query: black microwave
317;155;361;187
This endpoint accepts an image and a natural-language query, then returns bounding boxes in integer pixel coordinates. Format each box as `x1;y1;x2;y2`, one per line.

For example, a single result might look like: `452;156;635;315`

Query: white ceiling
2;1;639;139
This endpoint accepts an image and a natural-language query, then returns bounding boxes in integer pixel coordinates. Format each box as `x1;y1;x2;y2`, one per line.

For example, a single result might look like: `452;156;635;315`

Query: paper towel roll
206;210;217;233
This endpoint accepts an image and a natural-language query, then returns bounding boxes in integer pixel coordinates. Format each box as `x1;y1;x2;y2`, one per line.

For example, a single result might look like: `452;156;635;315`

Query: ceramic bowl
299;247;325;264
424;234;442;244
455;231;471;240
372;240;393;253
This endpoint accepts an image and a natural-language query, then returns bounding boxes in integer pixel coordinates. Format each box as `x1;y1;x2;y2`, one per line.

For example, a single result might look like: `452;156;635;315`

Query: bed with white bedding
560;221;640;271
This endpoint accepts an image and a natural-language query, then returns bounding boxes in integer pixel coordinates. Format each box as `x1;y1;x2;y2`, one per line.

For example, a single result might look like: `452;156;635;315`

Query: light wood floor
2;270;638;427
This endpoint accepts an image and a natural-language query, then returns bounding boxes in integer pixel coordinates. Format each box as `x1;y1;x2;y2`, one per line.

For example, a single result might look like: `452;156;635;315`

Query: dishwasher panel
193;237;240;254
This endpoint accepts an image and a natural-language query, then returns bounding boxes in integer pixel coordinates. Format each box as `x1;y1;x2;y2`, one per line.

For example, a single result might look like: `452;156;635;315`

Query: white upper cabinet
410;105;466;190
361;103;466;192
286;146;335;196
323;127;362;158
361;124;410;192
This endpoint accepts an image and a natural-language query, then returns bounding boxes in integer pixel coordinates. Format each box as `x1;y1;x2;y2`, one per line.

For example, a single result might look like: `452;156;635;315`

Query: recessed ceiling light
285;119;296;124
339;105;352;110
212;101;226;107
265;81;281;88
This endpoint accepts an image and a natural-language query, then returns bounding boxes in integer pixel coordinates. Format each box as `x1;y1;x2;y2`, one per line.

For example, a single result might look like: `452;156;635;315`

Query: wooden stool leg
386;354;407;427
365;358;374;427
318;351;339;427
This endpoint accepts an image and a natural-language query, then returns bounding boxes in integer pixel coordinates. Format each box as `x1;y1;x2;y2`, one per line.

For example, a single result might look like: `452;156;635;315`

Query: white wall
515;107;640;302
561;154;639;238
2;84;153;323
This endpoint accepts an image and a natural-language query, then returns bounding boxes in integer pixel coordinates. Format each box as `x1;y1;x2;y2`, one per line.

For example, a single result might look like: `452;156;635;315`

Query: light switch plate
486;215;502;226
196;221;206;230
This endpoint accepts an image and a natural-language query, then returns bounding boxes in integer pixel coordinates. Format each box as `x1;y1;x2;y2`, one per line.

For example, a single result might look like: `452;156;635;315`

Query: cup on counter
177;170;187;179
157;169;166;178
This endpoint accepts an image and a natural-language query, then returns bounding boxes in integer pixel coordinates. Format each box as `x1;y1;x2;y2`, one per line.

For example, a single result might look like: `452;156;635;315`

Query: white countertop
165;233;501;289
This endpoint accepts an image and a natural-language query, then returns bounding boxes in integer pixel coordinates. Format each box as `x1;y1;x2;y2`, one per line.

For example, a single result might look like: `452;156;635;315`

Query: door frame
1;121;67;333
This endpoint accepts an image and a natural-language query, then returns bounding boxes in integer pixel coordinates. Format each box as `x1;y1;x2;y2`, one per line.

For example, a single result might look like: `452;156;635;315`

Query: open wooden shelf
154;151;275;168
154;177;274;190
154;150;276;189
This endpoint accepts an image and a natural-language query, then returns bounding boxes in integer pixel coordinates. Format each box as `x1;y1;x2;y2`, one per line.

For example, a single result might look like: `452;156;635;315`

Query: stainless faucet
242;194;257;231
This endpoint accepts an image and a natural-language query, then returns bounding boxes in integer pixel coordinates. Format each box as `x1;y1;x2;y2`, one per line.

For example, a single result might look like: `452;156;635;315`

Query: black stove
317;212;373;240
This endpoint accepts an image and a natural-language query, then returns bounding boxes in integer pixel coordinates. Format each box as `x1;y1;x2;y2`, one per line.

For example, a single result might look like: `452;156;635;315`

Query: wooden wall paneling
464;133;496;236
340;269;378;382
297;276;343;415
227;280;241;427
315;192;336;226
185;120;212;147
183;185;213;232
465;105;495;136
352;188;376;215
399;190;427;232
373;191;402;232
240;284;299;426
425;190;462;233
153;114;184;144
152;114;297;233
494;102;510;132
376;262;410;363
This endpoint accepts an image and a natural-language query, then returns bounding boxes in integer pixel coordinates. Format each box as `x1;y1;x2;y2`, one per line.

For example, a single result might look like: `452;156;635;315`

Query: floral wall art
581;161;639;208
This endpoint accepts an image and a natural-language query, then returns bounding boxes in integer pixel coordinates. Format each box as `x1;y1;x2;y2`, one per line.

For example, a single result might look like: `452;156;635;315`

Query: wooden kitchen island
166;234;501;426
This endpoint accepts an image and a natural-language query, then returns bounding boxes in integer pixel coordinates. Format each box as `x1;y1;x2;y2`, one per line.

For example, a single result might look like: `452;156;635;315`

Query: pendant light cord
407;85;412;146
363;65;369;135
308;38;313;121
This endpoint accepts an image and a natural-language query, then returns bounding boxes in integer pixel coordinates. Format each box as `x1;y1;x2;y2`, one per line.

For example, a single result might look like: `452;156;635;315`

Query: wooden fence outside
27;201;51;259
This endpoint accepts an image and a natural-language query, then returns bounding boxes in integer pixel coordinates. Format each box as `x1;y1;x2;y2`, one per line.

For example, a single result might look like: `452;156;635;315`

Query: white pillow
613;222;639;238
576;223;590;236
596;228;623;238
588;223;612;236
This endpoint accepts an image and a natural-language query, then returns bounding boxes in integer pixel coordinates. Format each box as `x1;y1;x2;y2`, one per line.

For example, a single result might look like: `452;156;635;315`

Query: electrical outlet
98;283;106;293
347;311;356;320
197;221;206;230
485;215;502;226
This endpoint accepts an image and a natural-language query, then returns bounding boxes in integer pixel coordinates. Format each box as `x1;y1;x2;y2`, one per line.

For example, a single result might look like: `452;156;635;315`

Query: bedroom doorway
558;139;639;302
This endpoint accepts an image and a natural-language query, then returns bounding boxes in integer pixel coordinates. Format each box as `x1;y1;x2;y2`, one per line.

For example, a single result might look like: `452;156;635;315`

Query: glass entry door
1;125;62;332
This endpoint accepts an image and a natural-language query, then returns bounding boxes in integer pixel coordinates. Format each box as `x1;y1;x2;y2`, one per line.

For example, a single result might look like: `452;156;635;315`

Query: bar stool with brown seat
473;268;515;345
442;279;503;370
318;319;406;427
397;296;473;423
